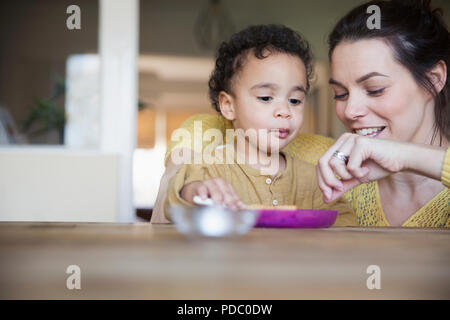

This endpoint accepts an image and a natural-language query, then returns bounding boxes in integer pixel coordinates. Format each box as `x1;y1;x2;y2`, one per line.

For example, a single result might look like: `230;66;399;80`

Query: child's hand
180;178;246;211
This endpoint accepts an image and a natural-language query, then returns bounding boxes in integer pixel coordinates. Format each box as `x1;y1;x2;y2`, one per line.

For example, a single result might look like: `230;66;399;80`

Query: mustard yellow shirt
165;148;357;227
165;114;450;228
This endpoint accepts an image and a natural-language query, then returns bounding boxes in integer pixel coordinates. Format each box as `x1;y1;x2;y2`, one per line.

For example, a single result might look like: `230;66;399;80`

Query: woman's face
330;39;435;143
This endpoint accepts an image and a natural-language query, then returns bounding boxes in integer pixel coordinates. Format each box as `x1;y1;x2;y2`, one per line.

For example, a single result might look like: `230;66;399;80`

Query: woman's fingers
345;137;373;179
317;134;354;192
329;135;357;180
317;159;342;199
317;133;374;202
316;165;332;202
327;178;362;203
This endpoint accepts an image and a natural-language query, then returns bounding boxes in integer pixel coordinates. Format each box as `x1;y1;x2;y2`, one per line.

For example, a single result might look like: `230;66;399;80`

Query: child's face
219;51;307;154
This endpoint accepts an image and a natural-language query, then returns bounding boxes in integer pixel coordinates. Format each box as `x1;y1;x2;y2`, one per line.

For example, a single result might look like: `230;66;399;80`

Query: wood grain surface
0;222;449;299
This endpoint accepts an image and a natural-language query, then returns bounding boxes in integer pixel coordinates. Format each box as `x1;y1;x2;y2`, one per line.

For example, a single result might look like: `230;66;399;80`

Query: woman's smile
353;126;386;138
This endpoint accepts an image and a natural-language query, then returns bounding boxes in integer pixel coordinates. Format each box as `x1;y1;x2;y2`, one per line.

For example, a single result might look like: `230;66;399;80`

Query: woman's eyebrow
355;72;389;83
329;72;389;87
328;78;344;87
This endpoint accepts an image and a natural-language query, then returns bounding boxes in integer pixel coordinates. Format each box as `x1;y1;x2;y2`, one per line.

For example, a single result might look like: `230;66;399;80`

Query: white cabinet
0;148;119;222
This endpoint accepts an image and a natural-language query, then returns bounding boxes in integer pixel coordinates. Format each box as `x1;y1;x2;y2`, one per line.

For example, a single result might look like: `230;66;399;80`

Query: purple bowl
254;209;338;228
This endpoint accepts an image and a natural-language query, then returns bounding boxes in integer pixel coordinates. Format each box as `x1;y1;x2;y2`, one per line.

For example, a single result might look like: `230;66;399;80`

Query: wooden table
0;222;449;299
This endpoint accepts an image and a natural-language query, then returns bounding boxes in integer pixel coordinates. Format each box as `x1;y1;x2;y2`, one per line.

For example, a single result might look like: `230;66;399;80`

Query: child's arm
164;164;245;221
180;179;245;210
151;155;184;223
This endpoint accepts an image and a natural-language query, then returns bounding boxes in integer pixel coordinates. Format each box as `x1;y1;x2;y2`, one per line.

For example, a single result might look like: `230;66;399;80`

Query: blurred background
0;0;449;222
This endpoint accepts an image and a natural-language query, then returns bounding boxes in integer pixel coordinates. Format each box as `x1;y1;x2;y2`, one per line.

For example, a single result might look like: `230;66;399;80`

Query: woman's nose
344;94;369;120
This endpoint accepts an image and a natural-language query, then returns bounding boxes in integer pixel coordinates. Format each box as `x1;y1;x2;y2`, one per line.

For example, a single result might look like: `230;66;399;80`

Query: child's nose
274;101;292;118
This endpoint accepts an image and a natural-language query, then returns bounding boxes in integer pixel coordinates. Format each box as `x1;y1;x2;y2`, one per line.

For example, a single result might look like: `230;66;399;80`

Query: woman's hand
317;133;413;203
180;178;246;211
317;133;448;203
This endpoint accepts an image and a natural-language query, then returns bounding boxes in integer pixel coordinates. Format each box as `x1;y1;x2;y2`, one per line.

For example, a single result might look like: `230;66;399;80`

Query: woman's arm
405;143;449;181
316;133;449;203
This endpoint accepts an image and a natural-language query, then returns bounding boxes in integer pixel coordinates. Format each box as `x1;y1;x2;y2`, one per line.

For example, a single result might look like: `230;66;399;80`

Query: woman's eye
367;88;385;96
257;96;272;102
333;93;348;100
289;98;302;105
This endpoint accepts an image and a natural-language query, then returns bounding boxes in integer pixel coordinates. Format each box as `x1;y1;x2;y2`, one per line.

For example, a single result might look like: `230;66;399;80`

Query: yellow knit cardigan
165;114;450;228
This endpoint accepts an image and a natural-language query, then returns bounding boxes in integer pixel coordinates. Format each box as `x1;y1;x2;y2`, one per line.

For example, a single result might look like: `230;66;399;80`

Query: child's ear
218;91;236;121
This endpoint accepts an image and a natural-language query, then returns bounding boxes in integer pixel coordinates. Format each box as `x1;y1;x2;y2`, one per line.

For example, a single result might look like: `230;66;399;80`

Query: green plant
22;71;66;142
22;69;147;143
22;98;66;137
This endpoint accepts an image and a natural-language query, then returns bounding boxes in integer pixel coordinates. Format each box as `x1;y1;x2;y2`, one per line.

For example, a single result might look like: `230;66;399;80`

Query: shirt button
265;178;272;185
272;199;278;206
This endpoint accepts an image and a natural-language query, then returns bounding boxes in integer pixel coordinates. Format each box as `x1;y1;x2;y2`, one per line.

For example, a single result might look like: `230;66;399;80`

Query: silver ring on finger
332;150;349;164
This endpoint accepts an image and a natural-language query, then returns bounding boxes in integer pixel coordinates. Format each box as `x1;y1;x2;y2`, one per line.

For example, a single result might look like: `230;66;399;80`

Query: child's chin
252;139;288;155
270;140;290;152
263;145;282;155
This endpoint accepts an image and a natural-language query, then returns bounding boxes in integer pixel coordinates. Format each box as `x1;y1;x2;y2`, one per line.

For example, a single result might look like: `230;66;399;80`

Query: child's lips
270;128;290;139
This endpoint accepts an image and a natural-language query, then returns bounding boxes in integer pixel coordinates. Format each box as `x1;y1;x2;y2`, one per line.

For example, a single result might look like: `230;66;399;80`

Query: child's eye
333;92;348;100
257;96;272;102
367;88;385;96
289;98;302;105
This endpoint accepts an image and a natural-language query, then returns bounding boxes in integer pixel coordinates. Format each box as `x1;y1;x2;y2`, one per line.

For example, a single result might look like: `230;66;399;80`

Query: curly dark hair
208;24;313;113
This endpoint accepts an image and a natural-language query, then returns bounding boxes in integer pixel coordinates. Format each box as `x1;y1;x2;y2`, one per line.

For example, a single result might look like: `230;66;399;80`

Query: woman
152;0;449;227
317;0;449;227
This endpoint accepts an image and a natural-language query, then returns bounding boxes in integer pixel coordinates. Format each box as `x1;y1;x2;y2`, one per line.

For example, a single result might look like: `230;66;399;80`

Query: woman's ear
218;91;236;121
428;60;447;94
